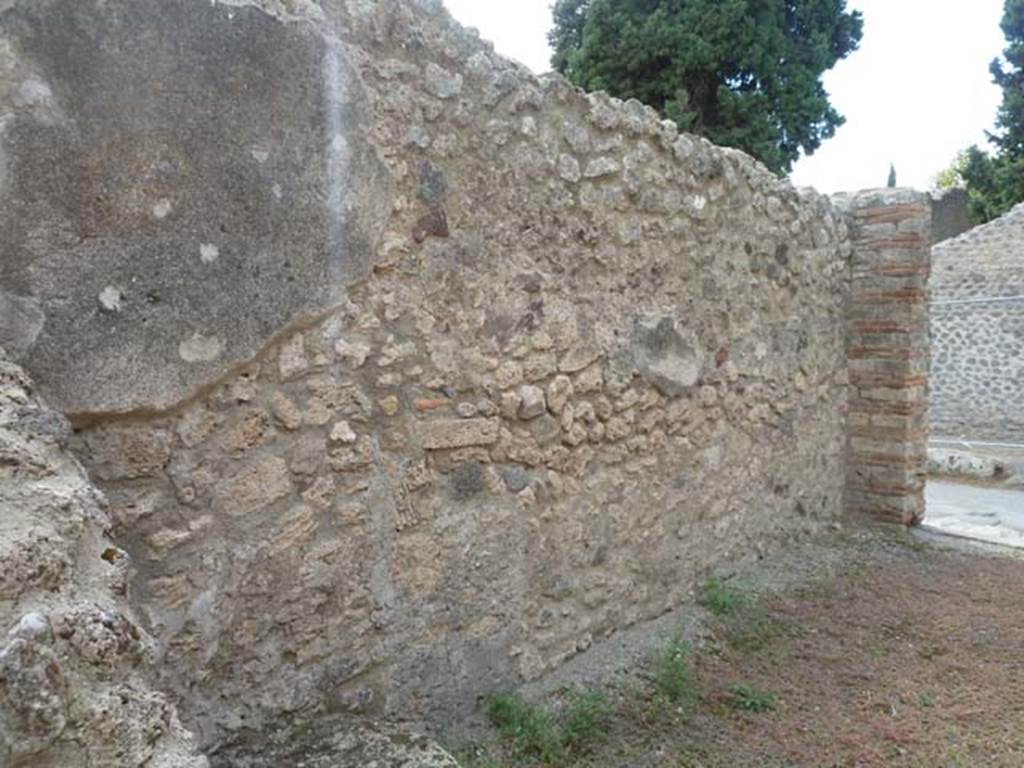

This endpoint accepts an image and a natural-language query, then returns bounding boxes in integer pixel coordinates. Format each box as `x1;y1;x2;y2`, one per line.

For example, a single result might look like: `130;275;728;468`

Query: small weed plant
561;689;614;751
650;638;697;708
487;691;563;764
700;579;787;652
486;687;613;765
699;578;747;617
728;684;777;712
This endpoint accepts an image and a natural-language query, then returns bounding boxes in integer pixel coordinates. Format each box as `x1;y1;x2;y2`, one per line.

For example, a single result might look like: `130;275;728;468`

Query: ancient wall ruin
0;0;932;762
841;191;932;526
931;203;1024;442
0;353;205;767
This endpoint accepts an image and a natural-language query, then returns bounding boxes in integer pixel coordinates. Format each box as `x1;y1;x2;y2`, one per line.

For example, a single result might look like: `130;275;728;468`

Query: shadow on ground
453;526;1024;768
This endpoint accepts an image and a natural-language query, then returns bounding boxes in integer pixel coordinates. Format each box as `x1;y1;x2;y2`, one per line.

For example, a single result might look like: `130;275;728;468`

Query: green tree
990;0;1024;156
887;163;897;187
945;0;1024;221
549;0;592;75
934;150;969;191
550;0;863;175
961;148;1024;222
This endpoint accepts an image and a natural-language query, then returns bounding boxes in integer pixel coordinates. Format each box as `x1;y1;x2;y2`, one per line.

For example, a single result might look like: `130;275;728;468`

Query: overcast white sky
443;0;1006;193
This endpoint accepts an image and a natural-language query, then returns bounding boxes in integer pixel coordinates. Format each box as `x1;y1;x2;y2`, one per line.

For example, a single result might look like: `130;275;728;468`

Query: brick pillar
842;189;932;526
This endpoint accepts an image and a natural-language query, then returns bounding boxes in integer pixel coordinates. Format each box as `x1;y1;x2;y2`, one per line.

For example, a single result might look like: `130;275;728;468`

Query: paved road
925;480;1024;548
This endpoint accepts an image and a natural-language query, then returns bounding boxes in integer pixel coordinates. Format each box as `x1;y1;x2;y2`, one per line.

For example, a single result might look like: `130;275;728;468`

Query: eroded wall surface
0;352;206;767
931;203;1024;442
3;0;854;749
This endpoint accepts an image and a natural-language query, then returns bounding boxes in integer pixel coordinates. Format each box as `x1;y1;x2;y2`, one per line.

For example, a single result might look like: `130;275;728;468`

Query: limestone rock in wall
0;351;206;767
419;418;501;449
632;314;705;396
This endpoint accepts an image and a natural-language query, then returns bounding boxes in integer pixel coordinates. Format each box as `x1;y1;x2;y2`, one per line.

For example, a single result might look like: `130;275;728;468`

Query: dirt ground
457;527;1024;768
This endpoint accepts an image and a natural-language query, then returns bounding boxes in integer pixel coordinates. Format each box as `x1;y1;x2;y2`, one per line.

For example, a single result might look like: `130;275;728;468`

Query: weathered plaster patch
331;133;349;157
179;333;224;363
152;199;173;219
0;291;45;358
323;40;351;290
199;244;220;264
98;286;124;312
0;38;14;74
0;118;8;195
13;78;53;108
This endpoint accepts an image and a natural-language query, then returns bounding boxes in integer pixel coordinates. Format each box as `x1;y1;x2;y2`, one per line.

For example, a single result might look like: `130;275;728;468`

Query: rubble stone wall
931;204;1024;442
2;0;869;753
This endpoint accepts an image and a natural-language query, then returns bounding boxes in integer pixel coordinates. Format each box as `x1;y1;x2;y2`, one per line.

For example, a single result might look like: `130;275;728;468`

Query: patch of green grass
487;691;564;764
918;693;936;708
699;579;786;653
723;611;785;652
485;687;613;765
561;688;614;751
728;684;777;713
699;578;748;617
650;638;698;707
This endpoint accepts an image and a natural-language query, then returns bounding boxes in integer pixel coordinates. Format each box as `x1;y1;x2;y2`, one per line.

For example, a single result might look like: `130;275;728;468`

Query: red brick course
844;191;931;526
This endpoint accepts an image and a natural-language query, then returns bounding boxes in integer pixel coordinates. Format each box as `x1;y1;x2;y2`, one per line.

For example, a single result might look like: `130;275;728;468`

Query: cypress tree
550;0;863;175
946;0;1024;221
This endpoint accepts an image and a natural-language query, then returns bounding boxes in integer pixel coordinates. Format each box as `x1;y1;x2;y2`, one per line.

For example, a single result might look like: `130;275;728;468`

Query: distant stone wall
0;0;931;756
931;204;1024;442
930;188;974;245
